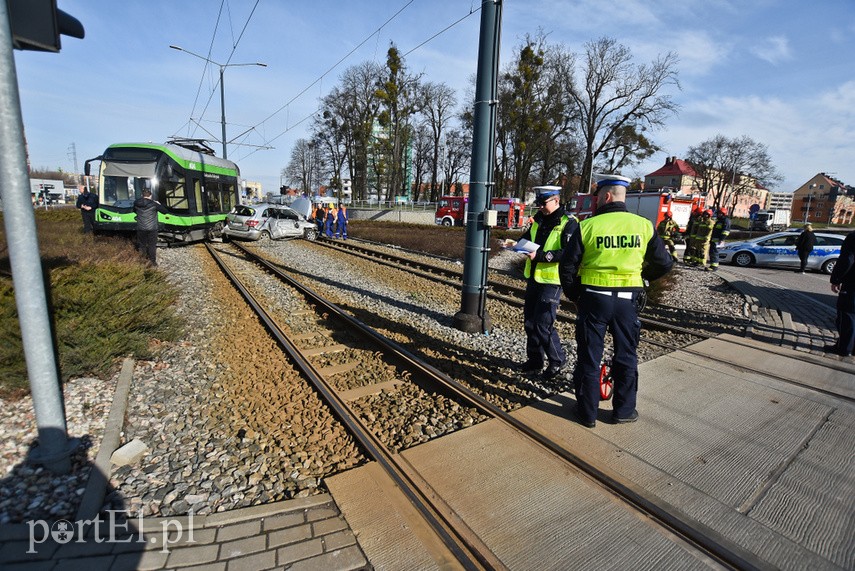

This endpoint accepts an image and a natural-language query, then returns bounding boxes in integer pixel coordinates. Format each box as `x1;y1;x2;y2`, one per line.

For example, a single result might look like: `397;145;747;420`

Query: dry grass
348;220;520;260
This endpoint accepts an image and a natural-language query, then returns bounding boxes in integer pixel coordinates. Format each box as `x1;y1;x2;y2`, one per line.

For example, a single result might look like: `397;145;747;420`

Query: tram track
319;240;749;349
314;236;853;403
205;240;776;570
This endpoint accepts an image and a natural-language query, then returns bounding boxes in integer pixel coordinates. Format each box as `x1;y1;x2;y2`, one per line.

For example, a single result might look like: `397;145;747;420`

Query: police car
717;231;843;274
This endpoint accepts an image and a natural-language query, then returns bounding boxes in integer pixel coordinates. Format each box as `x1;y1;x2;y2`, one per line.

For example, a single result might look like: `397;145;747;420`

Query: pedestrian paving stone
225;550;276;570
215;520;260;542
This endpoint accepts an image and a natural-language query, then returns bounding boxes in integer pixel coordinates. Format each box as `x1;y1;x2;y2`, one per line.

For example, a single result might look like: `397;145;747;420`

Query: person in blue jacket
335;205;348;239
325;204;336;238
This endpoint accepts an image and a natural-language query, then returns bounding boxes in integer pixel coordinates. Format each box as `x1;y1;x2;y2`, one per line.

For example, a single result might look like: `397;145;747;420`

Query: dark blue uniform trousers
836;288;855;356
523;281;566;368
574;290;641;423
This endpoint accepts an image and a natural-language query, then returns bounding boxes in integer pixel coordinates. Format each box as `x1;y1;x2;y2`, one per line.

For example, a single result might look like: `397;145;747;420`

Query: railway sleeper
301;343;348;356
318;361;361;376
338;380;405;402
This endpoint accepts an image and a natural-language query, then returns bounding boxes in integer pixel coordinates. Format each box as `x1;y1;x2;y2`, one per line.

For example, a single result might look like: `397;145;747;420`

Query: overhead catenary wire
234;2;482;163
174;1;482;163
175;0;262;142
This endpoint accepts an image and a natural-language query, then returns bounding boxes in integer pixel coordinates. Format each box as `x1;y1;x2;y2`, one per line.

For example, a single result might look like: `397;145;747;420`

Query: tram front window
102;176;155;208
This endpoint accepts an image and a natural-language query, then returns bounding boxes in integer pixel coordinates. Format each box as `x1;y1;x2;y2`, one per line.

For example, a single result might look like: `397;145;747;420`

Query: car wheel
304;228;318;241
733;251;755;267
821;258;837;275
441;218;453;227
261;230;271;241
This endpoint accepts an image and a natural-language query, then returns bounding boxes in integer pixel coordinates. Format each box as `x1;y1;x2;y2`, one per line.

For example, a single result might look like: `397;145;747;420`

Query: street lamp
169;45;266;159
804;184;816;224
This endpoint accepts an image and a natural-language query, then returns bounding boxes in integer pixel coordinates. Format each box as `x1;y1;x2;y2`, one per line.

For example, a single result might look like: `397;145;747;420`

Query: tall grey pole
220;66;227;159
0;3;73;473
453;0;502;334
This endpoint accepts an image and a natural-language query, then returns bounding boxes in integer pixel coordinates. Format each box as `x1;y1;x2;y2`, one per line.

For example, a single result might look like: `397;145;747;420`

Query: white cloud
635;82;855;191
750;35;792;65
634;30;731;80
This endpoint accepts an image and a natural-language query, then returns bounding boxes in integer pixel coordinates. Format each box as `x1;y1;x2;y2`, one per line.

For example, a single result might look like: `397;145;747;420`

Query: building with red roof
644;156;699;194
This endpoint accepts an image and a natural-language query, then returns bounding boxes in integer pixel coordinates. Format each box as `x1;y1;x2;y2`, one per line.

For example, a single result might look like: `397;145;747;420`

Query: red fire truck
435;196;526;229
624;191;704;238
569;191;704;240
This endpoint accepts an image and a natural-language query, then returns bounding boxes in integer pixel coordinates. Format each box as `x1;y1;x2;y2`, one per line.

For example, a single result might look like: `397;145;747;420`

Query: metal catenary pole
0;4;74;473
453;0;502;335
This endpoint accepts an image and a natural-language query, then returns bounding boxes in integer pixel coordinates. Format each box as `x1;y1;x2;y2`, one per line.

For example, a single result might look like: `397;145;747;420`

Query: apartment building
792;173;854;226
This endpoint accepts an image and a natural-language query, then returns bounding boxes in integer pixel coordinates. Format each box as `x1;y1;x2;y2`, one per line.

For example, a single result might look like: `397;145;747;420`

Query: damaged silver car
222;197;318;242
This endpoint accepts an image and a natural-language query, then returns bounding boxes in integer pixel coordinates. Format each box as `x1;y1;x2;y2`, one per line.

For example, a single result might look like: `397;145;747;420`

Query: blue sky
12;0;855;195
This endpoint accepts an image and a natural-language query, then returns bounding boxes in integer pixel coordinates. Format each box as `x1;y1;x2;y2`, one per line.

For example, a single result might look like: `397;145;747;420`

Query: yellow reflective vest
524;215;573;284
577;212;653;288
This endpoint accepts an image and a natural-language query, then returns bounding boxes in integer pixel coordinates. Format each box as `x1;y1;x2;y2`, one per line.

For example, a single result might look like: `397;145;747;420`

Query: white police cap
595;174;632;189
533;185;562;199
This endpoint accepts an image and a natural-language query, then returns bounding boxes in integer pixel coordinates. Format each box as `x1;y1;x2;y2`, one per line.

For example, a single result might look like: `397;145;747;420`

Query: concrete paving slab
324;462;457;570
328;341;852;570
397;419;706;571
516;344;853;570
690;333;855;398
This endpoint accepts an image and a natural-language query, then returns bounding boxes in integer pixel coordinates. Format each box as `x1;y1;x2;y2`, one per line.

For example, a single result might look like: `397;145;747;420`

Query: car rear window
233;205;255;216
815;235;843;246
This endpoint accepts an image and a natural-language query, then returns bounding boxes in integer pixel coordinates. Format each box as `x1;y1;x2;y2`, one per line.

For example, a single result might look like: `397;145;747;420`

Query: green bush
0;210;181;397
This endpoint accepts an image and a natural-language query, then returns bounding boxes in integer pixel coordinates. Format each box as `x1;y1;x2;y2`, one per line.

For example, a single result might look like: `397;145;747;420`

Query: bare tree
322;62;384;200
532;41;579;191
314;91;351;201
496;35;575;198
419;81;457;198
686;134;782;208
441;127;471;196
284;138;322;194
410;123;432;201
569;37;679;193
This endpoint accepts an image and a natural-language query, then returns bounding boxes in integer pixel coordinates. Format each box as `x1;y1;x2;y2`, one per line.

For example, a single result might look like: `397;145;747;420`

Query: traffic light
8;0;84;53
342;179;352;196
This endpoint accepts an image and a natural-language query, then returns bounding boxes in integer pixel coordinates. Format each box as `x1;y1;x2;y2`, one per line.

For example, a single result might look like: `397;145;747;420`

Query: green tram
84;139;240;242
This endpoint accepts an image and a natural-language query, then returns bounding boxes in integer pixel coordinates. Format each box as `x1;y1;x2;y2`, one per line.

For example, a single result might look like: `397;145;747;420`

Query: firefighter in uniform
559;175;673;427
693;209;715;269
683;206;702;265
707;207;731;270
656;212;680;262
515;185;579;380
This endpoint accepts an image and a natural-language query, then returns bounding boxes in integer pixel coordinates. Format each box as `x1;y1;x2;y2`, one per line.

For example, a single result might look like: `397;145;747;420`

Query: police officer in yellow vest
559;175;673;427
516;185;579;380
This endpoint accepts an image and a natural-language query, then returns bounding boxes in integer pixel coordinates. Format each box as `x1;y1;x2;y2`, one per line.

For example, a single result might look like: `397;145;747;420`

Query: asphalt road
718;263;838;310
673;242;839;311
